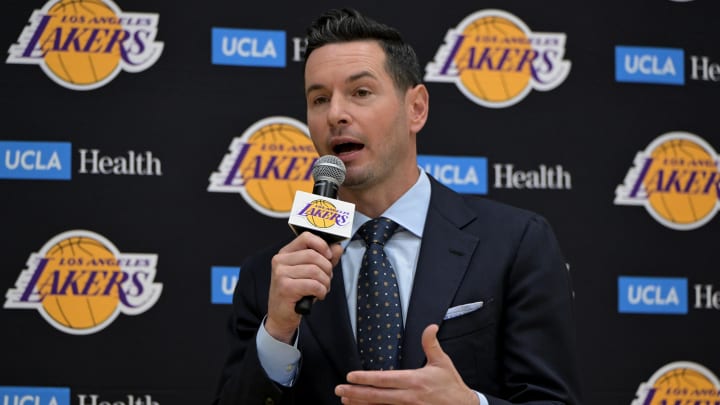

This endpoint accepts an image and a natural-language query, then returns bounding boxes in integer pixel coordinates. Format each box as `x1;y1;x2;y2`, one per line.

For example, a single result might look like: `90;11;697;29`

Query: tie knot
356;217;398;247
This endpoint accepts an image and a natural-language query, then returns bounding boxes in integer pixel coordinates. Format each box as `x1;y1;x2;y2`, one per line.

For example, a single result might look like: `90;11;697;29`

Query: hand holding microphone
287;155;355;314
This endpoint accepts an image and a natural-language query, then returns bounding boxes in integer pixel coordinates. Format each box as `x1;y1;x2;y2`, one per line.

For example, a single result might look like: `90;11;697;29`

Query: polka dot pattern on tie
355;217;403;371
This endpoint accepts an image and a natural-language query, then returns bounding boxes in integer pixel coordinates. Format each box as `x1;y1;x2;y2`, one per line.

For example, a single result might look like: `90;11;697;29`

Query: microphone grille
312;155;346;185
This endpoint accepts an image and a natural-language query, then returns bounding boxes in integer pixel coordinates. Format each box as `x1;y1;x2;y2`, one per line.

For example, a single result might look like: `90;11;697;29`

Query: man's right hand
264;231;343;344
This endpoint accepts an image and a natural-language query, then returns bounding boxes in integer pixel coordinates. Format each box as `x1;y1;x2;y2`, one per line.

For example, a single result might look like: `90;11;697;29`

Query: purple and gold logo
425;9;571;108
632;361;720;405
208;116;318;218
298;199;350;229
4;230;162;335
6;0;163;90
615;132;720;230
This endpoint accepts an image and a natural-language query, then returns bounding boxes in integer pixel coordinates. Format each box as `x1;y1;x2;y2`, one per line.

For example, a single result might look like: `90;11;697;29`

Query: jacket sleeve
212;249;288;405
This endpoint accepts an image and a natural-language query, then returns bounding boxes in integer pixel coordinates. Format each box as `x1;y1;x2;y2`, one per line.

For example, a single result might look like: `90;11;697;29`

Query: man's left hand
335;324;479;405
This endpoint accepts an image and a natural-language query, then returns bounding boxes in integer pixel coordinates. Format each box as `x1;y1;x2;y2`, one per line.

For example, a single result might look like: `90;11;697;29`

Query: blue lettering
0;141;71;180
615;46;685;85
211;28;286;67
618;276;688;314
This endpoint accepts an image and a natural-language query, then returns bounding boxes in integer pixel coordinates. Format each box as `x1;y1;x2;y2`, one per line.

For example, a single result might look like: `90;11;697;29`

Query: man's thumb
421;324;447;365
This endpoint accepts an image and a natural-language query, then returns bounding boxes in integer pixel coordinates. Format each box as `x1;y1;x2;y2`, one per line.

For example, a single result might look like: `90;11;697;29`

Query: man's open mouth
333;142;364;154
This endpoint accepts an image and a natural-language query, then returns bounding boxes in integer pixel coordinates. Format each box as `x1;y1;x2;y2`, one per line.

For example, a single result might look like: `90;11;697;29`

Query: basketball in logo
645;137;719;226
632;361;720;405
456;15;532;103
615;132;720;230
40;235;121;331
654;367;715;390
7;0;163;90
305;200;338;228
241;121;316;213
208;116;318;218
424;9;570;108
4;230;162;335
39;0;122;86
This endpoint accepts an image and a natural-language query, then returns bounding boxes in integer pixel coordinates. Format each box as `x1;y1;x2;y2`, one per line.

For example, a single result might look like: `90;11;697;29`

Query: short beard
339;166;377;190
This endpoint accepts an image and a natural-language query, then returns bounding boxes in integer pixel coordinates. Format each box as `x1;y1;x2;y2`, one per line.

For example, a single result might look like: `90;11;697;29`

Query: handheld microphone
287;155;355;314
311;155;346;205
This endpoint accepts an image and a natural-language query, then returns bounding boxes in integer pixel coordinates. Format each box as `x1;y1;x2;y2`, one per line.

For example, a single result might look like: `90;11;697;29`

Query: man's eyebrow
346;70;377;84
306;70;378;96
305;83;324;96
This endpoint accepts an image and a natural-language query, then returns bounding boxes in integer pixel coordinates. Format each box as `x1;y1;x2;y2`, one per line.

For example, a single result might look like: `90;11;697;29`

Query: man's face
304;40;416;192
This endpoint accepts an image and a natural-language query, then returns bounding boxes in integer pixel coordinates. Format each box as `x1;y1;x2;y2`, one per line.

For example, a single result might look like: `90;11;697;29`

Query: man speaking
213;7;582;405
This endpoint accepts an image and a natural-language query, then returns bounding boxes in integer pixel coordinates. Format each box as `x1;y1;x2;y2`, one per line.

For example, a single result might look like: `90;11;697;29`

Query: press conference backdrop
1;0;718;404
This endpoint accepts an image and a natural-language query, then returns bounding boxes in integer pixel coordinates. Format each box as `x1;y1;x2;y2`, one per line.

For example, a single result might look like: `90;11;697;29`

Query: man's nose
327;95;351;126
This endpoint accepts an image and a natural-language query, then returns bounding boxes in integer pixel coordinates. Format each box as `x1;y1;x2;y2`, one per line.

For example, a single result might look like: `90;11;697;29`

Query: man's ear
407;84;429;133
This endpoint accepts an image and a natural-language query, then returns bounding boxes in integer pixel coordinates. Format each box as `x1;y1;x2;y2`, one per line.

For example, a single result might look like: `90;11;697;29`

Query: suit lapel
401;179;480;369
303;260;361;375
302;178;480;373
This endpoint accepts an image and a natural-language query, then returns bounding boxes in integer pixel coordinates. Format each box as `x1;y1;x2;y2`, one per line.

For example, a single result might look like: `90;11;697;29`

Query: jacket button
264;398;274;405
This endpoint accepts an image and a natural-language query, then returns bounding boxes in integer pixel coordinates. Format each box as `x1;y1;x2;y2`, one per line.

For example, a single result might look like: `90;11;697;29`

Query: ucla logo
425;9;571;108
618;276;688;314
615;46;685;85
211;266;240;304
0;386;70;405
6;0;163;90
4;230;162;335
632;362;720;405
208;116;318;218
615;132;720;230
0;141;71;180
211;28;286;67
418;154;487;194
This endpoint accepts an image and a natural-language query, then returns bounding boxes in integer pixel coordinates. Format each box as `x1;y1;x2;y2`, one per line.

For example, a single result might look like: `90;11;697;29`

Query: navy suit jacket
213;177;582;405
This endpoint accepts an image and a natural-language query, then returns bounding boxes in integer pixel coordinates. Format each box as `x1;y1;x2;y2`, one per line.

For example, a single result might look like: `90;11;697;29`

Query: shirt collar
350;168;431;239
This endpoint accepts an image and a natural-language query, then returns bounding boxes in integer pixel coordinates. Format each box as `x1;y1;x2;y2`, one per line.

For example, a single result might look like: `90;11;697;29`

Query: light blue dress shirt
255;169;488;405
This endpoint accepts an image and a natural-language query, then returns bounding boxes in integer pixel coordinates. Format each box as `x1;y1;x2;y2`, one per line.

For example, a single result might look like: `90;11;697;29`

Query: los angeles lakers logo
425;9;571;108
631;361;720;405
615;132;720;230
6;0;163;90
298;199;349;229
3;230;162;335
208;116;318;218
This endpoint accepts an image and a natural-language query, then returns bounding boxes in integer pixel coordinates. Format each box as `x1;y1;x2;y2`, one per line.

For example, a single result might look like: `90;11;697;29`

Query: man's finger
345;370;412;389
421;324;447;366
279;231;334;259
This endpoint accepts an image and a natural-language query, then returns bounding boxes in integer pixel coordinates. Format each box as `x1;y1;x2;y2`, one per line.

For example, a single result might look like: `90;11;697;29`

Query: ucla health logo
632;362;720;405
418;155;487;194
4;230;162;335
618;276;688;314
425;9;571;108
6;0;163;90
208;116;318;218
0;386;70;405
615;132;720;230
615;46;685;85
212;27;286;67
0;141;71;180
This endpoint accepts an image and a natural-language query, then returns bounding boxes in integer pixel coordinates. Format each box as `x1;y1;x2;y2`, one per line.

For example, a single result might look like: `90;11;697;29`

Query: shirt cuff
256;318;301;387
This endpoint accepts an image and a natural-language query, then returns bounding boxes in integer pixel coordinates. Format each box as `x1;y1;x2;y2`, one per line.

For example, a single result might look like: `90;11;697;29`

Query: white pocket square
443;301;484;320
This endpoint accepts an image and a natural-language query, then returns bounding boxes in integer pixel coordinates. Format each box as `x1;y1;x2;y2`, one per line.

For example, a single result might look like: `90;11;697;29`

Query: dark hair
304;8;422;92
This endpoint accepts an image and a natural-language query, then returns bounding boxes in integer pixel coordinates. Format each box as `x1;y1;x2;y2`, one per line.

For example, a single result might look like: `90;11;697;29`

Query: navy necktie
355;217;403;370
